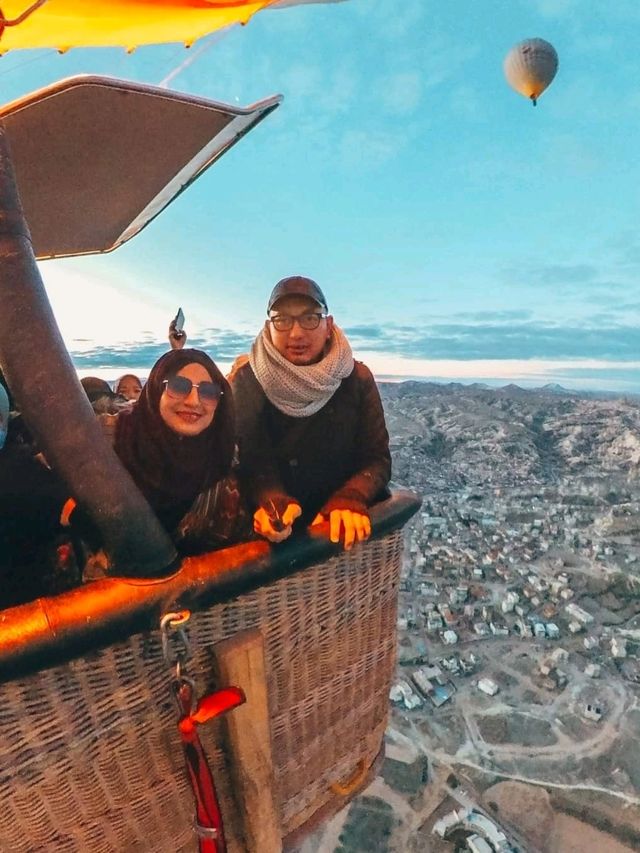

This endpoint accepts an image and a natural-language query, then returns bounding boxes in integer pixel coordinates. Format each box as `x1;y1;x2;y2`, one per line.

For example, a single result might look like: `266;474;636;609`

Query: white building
501;591;519;614
443;629;459;645
550;647;569;665
467;835;493;853
612;637;628;659
565;603;594;626
545;623;560;640
390;680;424;710
478;678;499;696
433;809;463;839
583;703;603;722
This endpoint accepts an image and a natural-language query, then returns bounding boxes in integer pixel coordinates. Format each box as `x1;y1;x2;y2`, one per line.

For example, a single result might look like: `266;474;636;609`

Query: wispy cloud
520;262;599;286
530;0;579;18
339;127;408;168
70;328;254;371
501;260;629;301
379;71;423;116
344;320;639;361
353;0;425;40
454;309;533;322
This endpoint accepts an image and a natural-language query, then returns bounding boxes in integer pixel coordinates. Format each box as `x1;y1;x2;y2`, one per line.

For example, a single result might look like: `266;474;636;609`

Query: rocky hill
380;382;640;490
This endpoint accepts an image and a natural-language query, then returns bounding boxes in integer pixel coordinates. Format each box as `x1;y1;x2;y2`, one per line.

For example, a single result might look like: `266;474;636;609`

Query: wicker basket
0;528;405;852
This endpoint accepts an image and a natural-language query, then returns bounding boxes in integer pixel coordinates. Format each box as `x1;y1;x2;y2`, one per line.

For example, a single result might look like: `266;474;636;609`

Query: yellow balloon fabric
0;0;286;52
503;38;558;104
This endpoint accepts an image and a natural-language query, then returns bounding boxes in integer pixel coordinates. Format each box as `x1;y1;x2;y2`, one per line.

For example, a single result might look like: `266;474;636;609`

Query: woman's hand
254;502;302;542
311;510;371;551
169;320;187;350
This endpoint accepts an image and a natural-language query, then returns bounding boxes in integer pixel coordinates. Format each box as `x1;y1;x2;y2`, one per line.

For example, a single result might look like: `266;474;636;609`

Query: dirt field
483;781;638;853
483;781;554;851
476;713;557;747
550;814;635;853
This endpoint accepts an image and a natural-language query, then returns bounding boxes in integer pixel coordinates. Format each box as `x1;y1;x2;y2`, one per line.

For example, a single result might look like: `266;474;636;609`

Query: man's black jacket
231;360;391;524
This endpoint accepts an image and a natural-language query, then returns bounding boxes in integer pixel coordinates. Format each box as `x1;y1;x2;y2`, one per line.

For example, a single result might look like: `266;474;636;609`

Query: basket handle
329;759;369;797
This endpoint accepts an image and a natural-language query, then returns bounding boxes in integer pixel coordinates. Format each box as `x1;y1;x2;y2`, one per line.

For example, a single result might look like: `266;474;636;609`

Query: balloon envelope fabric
0;0;345;52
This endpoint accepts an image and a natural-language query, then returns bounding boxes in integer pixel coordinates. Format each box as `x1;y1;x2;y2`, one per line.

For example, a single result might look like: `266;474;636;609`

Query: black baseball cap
267;276;328;313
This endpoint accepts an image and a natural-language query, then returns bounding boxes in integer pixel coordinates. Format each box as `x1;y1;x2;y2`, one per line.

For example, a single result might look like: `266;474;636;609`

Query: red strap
178;687;244;736
177;685;245;853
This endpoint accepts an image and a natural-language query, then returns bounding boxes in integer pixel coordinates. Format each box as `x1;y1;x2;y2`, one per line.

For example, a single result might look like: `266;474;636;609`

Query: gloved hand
311;509;371;551
254;502;302;542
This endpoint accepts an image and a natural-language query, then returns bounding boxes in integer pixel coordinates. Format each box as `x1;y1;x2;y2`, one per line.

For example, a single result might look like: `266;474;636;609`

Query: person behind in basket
229;276;391;551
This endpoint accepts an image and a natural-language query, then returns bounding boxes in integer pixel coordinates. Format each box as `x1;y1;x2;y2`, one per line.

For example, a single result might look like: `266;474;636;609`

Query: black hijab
114;349;234;531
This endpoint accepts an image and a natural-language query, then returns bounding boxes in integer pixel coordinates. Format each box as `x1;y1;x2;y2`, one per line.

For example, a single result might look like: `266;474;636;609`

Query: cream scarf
249;323;354;417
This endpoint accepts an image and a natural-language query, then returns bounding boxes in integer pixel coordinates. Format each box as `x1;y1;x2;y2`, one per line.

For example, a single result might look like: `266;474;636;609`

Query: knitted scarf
249;323;354;417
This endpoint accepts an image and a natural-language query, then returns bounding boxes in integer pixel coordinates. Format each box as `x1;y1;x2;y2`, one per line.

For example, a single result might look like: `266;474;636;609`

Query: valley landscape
302;381;640;853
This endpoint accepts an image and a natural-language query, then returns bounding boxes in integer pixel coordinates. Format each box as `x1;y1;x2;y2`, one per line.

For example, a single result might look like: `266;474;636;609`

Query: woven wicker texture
0;530;403;852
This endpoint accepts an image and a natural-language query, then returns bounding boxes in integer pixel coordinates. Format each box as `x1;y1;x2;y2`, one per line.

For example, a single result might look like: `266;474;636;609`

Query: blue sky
3;0;640;390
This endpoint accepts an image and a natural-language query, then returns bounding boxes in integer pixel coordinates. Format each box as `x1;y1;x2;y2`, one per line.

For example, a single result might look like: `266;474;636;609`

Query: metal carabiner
160;610;192;667
172;672;198;716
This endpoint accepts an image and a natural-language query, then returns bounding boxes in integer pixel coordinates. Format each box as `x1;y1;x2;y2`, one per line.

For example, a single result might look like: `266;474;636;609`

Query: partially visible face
159;362;218;437
117;376;143;401
268;295;333;366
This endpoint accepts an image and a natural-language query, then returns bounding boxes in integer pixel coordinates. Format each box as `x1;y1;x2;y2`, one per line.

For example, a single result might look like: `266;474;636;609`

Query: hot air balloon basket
0;529;405;852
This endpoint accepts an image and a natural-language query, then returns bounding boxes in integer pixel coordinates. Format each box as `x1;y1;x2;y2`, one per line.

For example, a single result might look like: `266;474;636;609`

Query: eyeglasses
269;312;326;332
162;376;223;404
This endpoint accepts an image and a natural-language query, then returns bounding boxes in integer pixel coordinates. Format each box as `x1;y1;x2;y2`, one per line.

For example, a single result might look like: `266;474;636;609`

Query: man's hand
254;502;302;542
169;321;187;350
311;510;371;551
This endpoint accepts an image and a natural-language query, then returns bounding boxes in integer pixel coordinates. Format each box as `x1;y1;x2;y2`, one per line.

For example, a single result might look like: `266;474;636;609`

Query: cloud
449;85;483;121
69;329;254;371
543;133;600;175
454;309;534;322
531;0;579;18
72;316;638;373
521;263;599;286
353;0;425;40
343;320;640;361
364;355;640;394
339;128;407;168
65;318;640;393
611;232;640;271
549;365;640;381
500;261;631;302
379;72;423;116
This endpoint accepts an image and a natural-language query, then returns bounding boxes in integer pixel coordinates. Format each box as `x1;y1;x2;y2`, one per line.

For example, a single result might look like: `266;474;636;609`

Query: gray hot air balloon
504;38;559;106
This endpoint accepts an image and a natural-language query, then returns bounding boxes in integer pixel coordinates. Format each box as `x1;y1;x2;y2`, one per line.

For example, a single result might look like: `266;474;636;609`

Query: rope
0;0;47;34
0;0;47;42
158;28;233;89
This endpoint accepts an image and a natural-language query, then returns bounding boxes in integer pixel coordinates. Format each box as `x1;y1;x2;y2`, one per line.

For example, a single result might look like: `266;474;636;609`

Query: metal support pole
0;122;177;578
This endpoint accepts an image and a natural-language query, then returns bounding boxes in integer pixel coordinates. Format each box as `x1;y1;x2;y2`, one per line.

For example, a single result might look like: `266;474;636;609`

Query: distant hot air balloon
0;0;347;53
504;38;558;106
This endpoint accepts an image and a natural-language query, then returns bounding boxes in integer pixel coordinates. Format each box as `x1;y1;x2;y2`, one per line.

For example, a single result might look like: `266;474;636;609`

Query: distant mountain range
380;381;640;489
378;379;640;402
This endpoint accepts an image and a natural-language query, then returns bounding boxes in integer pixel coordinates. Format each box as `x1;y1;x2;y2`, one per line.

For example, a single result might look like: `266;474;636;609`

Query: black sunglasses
162;376;223;404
